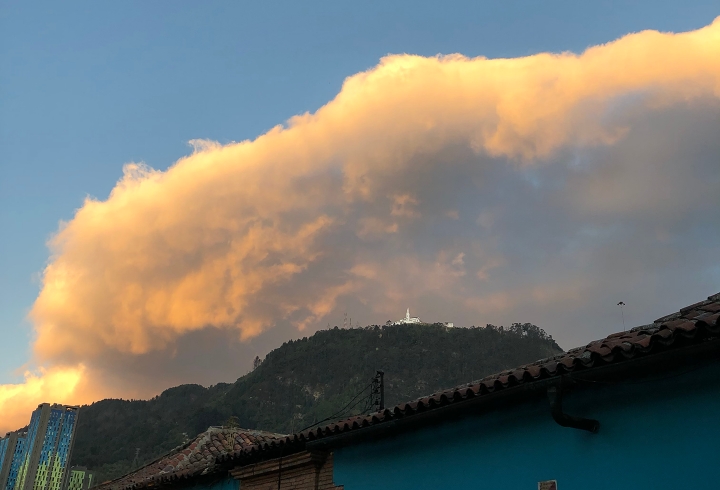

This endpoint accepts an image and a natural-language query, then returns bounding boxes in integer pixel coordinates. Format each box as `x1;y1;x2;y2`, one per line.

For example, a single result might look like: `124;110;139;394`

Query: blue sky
1;1;719;385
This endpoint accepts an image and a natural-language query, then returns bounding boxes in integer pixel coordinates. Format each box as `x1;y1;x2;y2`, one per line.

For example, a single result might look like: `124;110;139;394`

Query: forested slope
71;322;562;481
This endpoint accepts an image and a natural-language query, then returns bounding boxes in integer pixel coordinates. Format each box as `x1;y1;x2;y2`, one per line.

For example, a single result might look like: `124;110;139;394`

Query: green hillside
70;322;562;482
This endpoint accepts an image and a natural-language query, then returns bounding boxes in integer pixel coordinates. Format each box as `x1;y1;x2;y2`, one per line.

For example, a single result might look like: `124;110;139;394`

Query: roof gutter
547;381;599;433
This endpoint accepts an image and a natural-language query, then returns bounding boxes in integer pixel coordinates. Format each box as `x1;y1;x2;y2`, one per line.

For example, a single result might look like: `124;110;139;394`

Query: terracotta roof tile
700;313;719;325
96;427;285;490
701;303;720;313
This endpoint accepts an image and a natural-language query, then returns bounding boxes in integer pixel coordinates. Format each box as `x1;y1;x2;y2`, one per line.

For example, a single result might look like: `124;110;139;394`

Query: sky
1;1;719;433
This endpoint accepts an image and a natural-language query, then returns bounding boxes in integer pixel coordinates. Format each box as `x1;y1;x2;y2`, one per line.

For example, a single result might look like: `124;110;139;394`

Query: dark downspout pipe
547;380;599;433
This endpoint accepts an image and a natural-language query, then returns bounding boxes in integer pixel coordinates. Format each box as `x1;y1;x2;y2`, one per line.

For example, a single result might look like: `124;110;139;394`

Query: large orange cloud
1;18;719;434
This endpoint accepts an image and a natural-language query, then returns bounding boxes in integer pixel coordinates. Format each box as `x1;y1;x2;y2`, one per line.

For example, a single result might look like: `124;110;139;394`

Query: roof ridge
97;426;286;490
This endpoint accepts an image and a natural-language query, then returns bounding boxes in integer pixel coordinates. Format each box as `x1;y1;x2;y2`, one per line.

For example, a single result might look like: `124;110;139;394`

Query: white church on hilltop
392;308;454;328
394;308;422;325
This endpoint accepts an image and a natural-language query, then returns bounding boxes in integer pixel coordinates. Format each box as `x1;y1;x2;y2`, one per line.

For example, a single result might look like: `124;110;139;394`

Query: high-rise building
0;437;8;475
64;467;94;490
0;428;28;490
0;434;11;486
12;404;79;490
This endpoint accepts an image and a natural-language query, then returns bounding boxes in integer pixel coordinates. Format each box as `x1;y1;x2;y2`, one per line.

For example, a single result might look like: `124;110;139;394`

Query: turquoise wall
334;362;720;490
179;476;237;490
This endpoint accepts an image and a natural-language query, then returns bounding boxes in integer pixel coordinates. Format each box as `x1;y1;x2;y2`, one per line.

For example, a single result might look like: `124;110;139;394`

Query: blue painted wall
177;476;237;490
334;361;720;490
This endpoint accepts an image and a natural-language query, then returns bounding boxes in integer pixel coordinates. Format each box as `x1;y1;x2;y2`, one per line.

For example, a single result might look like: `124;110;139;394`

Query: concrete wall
333;361;720;490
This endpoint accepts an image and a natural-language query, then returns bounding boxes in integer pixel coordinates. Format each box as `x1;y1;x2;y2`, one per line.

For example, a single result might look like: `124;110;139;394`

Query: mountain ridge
69;322;562;482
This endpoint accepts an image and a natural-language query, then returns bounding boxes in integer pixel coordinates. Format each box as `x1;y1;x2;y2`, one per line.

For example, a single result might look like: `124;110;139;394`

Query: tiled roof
97;427;284;490
218;292;720;461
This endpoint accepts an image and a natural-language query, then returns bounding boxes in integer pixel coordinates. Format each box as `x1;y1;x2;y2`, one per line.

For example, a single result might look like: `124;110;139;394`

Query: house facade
95;427;342;490
331;358;720;489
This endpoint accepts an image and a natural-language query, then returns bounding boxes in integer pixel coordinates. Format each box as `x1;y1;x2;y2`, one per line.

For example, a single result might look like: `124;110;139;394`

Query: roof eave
307;337;720;450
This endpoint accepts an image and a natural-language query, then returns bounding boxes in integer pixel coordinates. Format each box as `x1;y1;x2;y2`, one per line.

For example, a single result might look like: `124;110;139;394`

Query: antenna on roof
617;302;626;331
